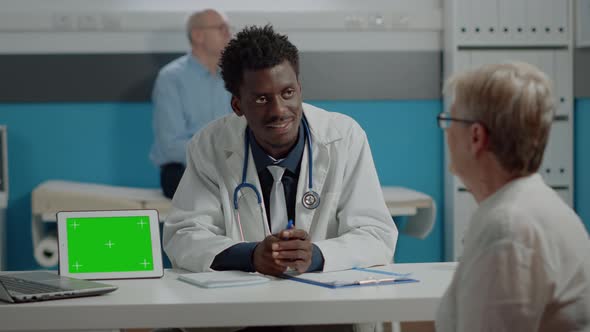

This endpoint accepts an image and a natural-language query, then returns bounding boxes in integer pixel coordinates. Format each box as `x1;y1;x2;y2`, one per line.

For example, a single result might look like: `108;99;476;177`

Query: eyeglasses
436;111;477;129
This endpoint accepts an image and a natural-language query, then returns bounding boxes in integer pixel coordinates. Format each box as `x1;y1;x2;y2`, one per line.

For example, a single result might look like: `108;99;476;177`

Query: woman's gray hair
445;62;555;176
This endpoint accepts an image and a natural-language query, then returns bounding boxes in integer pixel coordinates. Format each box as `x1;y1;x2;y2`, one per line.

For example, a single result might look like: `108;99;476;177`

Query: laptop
0;271;117;303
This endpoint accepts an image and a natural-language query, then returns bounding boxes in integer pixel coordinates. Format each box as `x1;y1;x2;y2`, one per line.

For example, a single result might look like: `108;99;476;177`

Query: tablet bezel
57;209;164;280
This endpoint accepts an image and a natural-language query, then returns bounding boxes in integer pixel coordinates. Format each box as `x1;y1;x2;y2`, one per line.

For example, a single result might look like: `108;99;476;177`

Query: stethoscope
232;116;320;241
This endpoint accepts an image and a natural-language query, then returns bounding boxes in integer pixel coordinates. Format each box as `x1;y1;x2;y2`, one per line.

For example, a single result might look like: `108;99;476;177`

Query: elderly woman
435;62;590;331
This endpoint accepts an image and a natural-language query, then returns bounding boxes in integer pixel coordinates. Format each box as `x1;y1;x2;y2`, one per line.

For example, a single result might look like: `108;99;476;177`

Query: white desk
0;263;455;331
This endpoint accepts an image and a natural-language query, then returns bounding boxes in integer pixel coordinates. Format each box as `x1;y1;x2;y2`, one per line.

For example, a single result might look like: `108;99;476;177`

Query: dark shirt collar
248;123;305;175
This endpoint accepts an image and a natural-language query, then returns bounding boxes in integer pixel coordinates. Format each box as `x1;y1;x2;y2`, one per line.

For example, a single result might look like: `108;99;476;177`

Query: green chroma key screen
66;216;154;273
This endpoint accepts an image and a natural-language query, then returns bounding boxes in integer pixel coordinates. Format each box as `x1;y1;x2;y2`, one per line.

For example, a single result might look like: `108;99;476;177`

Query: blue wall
0;103;159;270
0;99;587;270
575;99;590;228
311;101;444;263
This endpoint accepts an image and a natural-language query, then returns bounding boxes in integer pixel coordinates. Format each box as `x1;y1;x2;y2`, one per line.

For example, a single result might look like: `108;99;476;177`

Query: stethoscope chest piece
302;190;320;210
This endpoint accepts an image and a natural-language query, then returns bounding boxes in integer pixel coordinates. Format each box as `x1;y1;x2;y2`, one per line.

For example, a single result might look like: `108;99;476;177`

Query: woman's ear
470;123;489;156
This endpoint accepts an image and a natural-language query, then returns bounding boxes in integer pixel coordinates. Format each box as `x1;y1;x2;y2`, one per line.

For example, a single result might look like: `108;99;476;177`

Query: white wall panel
443;0;574;261
0;0;442;53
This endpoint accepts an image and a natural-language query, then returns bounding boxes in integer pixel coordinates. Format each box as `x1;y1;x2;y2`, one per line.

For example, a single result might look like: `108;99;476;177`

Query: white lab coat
163;103;398;273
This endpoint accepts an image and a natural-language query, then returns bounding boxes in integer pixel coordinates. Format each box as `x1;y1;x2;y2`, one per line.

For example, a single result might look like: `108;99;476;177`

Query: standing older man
150;9;232;199
436;62;590;331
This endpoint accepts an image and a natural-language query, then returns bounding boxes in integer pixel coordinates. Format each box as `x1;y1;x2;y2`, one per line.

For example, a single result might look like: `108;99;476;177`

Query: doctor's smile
265;118;295;136
266;118;293;129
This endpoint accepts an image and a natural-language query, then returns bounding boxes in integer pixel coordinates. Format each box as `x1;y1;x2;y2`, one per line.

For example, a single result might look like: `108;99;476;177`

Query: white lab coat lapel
295;110;331;234
223;126;270;242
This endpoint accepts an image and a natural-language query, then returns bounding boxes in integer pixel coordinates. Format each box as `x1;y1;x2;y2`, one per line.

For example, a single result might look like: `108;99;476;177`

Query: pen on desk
330;277;398;287
358;277;397;285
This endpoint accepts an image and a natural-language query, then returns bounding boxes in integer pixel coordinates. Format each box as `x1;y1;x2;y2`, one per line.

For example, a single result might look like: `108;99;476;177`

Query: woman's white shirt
436;174;590;332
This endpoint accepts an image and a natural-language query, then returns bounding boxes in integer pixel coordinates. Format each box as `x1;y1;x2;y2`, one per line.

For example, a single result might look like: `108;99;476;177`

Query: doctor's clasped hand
253;228;313;276
275;228;314;273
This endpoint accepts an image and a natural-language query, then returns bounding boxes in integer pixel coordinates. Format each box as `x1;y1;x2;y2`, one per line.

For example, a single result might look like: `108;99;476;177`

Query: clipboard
281;267;418;289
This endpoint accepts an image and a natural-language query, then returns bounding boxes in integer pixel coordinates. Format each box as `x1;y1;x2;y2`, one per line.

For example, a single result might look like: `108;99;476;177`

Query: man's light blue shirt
150;53;231;167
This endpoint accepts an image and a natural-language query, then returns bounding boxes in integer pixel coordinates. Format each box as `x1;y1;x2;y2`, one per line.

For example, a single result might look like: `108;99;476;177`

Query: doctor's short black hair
219;25;300;96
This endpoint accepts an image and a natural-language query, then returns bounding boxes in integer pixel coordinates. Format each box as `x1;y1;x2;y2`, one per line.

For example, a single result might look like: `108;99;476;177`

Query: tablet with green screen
57;210;164;279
